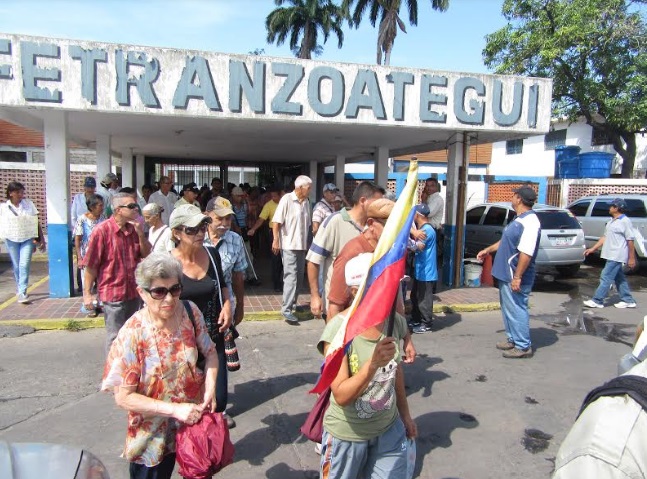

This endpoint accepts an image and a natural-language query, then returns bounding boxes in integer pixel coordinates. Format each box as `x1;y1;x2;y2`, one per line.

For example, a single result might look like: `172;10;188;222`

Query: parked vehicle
567;195;647;258
464;203;585;277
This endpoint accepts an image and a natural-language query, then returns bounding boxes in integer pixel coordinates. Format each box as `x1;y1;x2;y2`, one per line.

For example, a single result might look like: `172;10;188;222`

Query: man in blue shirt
477;186;541;359
410;204;438;334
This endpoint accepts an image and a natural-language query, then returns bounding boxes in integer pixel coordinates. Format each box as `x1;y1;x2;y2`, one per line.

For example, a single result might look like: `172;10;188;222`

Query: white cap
345;253;373;287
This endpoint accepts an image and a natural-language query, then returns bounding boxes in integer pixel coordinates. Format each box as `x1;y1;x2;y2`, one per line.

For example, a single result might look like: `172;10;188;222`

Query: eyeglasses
117;203;139;210
144;283;182;300
182;221;210;235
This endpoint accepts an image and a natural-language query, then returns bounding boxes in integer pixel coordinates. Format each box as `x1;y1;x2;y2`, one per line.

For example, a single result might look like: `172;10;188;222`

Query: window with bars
591;128;612;146
544;129;567;150
505;139;524;155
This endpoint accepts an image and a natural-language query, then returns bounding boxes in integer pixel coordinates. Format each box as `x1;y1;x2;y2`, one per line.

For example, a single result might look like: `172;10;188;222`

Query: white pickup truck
567;195;647;258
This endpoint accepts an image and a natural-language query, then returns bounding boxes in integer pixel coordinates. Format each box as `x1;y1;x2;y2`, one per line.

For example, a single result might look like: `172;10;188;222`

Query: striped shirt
312;199;335;226
84;217;143;302
272;191;311;250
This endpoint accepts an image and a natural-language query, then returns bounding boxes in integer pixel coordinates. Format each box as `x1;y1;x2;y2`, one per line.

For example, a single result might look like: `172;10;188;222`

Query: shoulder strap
151;225;168;249
578;375;647;418
7;204;19;216
203;246;224;307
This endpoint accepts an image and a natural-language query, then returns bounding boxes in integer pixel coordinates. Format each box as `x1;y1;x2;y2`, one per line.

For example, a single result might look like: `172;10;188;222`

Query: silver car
464;203;586;277
567;195;647;258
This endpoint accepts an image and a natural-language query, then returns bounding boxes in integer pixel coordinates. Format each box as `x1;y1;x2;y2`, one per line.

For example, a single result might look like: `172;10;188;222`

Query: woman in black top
169;205;232;417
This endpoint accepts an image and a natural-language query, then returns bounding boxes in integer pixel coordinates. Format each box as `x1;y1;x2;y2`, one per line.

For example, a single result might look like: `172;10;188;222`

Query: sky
0;0;509;74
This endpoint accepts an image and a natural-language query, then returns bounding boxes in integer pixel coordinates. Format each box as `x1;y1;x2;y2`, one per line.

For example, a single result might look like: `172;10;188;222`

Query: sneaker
583;299;604;308
283;312;300;325
412;323;432;334
17;293;30;304
502;347;533;359
222;411;236;429
614;301;637;309
496;338;515;350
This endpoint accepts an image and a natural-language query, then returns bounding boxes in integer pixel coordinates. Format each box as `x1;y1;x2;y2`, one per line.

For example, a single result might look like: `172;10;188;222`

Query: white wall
490;118;647;177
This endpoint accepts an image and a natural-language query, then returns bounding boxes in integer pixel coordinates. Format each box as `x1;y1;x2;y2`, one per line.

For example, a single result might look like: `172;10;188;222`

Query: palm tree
344;0;450;65
266;0;346;60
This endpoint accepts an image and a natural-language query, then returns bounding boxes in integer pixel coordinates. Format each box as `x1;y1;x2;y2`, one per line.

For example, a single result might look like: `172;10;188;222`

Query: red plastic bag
300;387;331;443
176;412;235;479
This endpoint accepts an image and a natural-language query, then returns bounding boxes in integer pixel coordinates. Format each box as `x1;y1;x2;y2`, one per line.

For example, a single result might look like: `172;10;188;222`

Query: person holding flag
317;253;417;478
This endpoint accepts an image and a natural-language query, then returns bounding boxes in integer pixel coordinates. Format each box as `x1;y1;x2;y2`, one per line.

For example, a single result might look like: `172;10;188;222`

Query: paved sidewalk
0;259;500;325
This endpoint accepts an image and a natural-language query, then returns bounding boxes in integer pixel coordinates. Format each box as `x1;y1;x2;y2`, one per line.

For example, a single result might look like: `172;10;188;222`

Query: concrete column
96;134;111;182
135;154;145;189
443;132;470;287
121;148;133;188
309;160;318;203
374;146;389;188
43;111;73;298
334;155;345;193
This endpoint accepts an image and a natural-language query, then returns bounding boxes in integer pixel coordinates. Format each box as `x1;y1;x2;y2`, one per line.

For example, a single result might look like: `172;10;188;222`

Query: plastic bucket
464;262;483;287
578;152;614;178
556;159;579;179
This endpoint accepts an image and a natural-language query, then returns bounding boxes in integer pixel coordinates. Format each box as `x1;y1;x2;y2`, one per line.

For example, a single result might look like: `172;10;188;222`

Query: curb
0;302;501;331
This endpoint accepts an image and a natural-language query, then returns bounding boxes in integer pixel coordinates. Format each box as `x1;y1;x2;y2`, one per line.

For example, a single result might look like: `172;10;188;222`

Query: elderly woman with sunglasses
169;205;233;425
102;252;219;479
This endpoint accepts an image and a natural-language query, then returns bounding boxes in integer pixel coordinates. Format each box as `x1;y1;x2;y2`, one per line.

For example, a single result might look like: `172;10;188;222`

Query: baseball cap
345;253;373;287
102;172;118;184
182;182;199;194
323;183;338;193
415;203;430;216
169;204;209;229
366;198;395;219
513;185;537;204
84;176;96;187
206;196;235;217
231;186;244;196
333;195;343;202
611;198;627;211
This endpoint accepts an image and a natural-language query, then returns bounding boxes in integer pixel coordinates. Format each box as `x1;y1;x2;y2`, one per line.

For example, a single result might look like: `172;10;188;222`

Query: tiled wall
487;182;538;203
0;169;92;233
566;183;647;204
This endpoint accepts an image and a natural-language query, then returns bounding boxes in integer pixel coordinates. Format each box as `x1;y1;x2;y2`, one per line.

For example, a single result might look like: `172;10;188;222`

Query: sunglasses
117;203;139;210
182;221;210;235
144;283;182;300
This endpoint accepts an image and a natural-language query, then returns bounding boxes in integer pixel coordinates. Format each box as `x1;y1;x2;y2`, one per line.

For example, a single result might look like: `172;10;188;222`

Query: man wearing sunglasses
84;192;152;354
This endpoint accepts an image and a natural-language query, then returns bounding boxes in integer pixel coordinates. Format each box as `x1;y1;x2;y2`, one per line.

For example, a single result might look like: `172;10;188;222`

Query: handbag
300;387;331;443
176;412;235;479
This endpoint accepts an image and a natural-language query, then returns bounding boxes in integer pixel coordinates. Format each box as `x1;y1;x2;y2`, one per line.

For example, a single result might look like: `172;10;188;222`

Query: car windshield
536;211;581;230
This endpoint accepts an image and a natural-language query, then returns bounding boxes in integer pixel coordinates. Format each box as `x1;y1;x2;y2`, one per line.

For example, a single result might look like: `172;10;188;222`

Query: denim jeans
499;281;532;350
5;238;34;295
592;260;635;305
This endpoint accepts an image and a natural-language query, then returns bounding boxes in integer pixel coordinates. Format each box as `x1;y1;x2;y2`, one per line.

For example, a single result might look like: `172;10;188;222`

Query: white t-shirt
0;199;39;242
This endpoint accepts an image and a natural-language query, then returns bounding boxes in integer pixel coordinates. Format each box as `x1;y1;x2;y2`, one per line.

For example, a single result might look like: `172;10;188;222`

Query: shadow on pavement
403;355;450;398
431;313;462;332
414;410;479;478
530;326;559;351
228;372;319;418
265;463;318;479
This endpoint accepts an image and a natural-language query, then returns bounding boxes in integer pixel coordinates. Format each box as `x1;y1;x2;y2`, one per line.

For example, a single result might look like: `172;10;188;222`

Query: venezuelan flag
311;160;419;394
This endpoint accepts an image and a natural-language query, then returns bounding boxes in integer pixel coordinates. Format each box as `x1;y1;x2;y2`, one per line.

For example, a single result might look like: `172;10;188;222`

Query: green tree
266;0;345;59
343;0;450;65
483;0;647;177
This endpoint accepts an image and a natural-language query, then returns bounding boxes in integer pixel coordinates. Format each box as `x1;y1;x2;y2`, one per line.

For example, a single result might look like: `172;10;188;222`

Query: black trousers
213;332;228;413
129;453;176;479
411;279;435;326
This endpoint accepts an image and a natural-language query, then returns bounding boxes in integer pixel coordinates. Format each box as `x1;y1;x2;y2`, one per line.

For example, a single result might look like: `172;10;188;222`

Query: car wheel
556;264;581;278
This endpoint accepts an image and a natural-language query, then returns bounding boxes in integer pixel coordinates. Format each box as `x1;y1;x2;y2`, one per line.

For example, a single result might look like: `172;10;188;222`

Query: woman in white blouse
0;181;46;303
142;203;173;253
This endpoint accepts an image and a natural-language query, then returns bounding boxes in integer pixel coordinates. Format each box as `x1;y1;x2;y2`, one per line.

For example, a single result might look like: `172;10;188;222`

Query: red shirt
327;234;375;308
84;217;143;302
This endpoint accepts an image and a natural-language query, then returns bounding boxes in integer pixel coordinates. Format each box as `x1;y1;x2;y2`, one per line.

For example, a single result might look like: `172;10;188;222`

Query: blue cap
84;176;96;187
611;198;627;211
415;203;430;216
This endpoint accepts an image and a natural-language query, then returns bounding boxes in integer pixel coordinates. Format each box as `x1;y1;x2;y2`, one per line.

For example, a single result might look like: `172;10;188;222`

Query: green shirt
318;312;407;441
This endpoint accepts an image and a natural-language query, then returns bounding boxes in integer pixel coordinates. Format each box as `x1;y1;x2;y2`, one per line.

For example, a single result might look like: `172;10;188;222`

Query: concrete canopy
0;33;552;164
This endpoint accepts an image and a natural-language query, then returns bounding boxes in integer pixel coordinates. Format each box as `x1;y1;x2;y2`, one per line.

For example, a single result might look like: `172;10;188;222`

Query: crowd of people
1;170;643;478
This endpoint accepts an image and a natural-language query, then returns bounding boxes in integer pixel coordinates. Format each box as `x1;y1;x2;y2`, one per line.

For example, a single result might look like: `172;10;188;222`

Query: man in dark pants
409;204;437;334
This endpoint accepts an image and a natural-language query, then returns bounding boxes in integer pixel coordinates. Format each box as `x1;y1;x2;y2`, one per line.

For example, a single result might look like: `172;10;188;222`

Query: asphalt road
1;263;646;479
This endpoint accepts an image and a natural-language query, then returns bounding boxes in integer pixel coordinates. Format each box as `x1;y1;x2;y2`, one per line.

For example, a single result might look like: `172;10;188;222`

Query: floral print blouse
102;301;216;466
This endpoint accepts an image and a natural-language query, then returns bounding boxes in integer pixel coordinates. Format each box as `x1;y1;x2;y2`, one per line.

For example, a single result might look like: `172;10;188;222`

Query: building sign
0;34;552;132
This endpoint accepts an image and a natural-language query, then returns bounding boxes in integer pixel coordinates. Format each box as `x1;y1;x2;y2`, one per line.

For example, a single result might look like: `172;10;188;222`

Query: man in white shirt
148;176;179;225
424;178;444;230
272;175;312;325
71;176;97;228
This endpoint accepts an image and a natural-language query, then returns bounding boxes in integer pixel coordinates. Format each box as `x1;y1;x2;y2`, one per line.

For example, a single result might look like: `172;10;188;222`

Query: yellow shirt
259;199;278;227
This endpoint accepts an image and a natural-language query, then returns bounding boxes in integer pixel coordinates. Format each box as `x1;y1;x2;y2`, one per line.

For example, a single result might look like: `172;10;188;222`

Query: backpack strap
578;375;647;418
